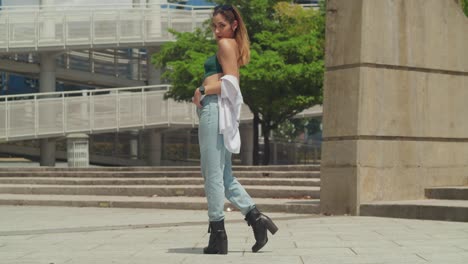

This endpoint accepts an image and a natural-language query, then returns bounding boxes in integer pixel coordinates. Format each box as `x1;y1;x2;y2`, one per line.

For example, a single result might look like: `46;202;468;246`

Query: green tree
462;0;468;16
152;1;325;165
242;2;324;164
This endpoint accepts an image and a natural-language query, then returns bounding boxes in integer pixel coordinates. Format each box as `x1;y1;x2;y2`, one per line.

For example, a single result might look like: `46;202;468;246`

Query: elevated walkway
0;3;212;53
0;85;322;143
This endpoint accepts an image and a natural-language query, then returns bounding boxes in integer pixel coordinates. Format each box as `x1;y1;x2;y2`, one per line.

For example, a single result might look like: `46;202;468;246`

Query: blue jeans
197;95;255;222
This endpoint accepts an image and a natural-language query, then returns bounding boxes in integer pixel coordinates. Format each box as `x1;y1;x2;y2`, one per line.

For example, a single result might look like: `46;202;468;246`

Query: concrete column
240;123;253;165
130;49;140;80
146;129;163;166
39;51;58;166
321;0;468;215
145;46;164;166
272;142;277;165
146;46;162;85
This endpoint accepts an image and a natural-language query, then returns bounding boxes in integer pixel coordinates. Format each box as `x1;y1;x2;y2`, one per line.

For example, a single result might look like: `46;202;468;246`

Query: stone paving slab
0;206;467;264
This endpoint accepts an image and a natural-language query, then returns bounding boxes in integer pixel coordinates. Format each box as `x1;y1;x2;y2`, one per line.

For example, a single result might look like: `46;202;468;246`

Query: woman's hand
192;87;202;109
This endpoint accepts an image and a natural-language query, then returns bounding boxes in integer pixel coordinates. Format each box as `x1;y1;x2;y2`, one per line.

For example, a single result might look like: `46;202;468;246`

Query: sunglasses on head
214;5;234;12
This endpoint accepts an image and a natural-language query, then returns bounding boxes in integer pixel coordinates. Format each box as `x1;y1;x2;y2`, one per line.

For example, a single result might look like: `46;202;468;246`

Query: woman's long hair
213;5;250;66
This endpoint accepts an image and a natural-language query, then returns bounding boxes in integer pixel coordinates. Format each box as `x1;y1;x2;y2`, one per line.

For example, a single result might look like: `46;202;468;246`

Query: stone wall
321;0;468;215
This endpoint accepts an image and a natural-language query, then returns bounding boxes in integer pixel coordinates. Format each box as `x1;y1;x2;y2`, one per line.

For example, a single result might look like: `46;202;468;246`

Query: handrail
0;85;169;100
0;3;215;12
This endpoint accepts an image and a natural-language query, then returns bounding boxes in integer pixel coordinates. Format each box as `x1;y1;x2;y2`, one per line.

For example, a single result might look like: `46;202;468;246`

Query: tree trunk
253;113;260;165
262;126;270;165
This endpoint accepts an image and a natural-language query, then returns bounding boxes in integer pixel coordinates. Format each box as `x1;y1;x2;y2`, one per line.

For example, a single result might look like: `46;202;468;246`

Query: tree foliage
151;29;216;101
462;0;468;16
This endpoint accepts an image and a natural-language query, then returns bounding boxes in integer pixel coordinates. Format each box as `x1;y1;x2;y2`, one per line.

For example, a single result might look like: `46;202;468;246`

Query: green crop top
203;54;223;79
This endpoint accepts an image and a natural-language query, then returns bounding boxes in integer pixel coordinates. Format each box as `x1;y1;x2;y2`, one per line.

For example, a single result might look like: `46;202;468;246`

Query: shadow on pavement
167;248;245;254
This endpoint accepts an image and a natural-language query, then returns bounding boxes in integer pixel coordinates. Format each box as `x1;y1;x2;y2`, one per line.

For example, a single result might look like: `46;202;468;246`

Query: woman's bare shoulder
218;38;238;52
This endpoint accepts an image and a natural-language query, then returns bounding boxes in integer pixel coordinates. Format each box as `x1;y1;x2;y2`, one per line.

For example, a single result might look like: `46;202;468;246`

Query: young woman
192;4;278;255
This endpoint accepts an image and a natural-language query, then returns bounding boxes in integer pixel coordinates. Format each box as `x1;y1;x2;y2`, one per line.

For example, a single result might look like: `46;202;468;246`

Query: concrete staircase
0;165;321;214
360;186;468;222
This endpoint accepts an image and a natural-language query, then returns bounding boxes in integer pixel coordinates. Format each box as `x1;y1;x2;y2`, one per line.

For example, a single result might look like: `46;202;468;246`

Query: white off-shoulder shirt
218;75;243;154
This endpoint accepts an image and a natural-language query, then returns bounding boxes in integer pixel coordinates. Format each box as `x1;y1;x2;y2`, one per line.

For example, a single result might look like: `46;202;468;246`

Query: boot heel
266;219;279;235
217;233;228;254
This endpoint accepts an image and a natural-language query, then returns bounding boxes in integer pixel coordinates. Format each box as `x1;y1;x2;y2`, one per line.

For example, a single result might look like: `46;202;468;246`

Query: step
0;165;321;172
425;186;468;200
0;171;321;179
0;184;320;199
360;199;468;222
0;177;321;187
0;194;320;214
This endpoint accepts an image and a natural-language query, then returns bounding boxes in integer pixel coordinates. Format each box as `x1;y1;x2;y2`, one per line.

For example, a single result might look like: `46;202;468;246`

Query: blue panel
186;0;213;6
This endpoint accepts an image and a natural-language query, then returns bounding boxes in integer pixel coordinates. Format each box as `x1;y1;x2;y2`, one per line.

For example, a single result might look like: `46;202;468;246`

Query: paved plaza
0;206;467;264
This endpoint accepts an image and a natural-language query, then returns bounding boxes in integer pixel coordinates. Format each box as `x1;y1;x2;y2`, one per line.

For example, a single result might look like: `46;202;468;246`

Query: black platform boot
245;208;279;252
203;220;228;254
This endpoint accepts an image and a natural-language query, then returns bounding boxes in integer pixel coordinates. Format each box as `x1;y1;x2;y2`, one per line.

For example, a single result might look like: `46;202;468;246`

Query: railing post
141;8;145;43
89;91;94;133
62;93;66;134
90;12;95;47
117;9;121;44
116;90;120;131
191;6;196;32
34;11;39;51
62;14;66;48
34;94;39;137
6;13;10;52
167;87;171;126
142;87;146;128
167;4;172;37
5;97;8;141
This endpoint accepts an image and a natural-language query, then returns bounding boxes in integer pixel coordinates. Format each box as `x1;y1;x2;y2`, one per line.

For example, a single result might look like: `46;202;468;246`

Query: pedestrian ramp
0;3;212;53
0;85;252;143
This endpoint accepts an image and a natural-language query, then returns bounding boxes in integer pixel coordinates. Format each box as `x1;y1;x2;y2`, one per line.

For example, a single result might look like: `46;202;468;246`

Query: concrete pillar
39;51;58;166
146;46;162;85
40;138;56;166
240;123;253;165
320;0;468;215
146;129;163;166
145;46;164;166
272;142;277;165
130;49;140;80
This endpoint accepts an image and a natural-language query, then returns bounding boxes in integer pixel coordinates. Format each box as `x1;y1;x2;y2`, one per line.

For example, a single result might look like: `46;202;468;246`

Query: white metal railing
0;84;321;143
0;3;213;52
0;85;255;142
